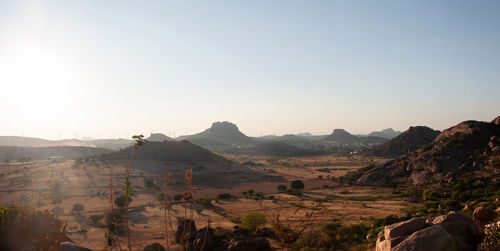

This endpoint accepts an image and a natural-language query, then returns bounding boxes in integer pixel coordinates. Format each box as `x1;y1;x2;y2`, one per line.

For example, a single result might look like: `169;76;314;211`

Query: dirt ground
0;154;411;250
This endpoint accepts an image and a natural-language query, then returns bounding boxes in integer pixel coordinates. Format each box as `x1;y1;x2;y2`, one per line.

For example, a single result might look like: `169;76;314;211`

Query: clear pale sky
1;1;499;140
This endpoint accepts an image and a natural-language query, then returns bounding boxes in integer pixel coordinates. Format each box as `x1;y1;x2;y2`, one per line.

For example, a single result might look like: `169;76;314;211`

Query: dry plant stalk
109;168;123;251
162;174;174;251
181;169;194;250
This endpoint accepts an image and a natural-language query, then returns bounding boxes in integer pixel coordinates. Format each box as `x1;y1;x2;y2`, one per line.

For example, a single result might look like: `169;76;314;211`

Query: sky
0;0;499;140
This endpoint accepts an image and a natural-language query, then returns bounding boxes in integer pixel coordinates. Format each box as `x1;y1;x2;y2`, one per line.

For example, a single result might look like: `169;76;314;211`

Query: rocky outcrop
357;117;500;185
376;212;482;251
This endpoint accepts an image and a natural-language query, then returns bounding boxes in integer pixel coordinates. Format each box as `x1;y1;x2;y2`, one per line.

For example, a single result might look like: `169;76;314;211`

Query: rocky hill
177;121;255;149
368;128;401;139
363;126;440;158
0;146;112;161
146;133;172;142
323;129;387;144
355;116;500;185
99;140;228;163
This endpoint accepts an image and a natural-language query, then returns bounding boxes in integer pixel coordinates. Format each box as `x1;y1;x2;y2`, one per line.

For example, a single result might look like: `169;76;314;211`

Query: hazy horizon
1;1;499;140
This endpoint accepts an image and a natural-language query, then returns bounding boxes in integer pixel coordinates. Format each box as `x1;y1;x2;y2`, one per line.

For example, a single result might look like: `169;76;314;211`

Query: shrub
422;189;436;201
89;214;104;225
0;204;67;250
241;212;267;232
174;194;183;201
216;193;232;200
71;203;84;214
105;210;124;233
144;178;154;188
277;185;287;192
291;180;305;190
114;195;132;208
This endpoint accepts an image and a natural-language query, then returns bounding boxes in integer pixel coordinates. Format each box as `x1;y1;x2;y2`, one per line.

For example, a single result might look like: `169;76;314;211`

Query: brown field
0;154;413;250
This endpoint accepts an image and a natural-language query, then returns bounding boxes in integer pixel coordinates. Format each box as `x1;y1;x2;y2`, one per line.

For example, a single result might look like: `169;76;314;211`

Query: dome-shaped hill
363;126;440;158
323;129;387;144
355;117;500;185
146;133;172;142
176;121;255;150
100;140;228;163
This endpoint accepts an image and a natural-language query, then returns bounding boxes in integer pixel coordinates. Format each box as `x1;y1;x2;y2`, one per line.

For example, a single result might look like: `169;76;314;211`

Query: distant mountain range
0;146;111;161
368;128;401;139
0;136;132;150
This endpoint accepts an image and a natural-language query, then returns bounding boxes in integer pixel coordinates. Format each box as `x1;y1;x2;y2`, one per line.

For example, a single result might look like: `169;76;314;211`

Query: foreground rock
376;212;482;251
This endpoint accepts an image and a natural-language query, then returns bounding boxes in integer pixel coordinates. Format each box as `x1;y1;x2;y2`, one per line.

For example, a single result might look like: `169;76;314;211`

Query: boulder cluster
375;211;496;251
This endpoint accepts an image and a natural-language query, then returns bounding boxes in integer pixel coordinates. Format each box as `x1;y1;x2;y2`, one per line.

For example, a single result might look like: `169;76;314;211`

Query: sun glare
1;46;75;112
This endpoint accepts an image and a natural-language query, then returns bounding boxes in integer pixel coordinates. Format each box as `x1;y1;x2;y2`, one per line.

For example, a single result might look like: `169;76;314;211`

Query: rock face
473;207;498;230
363;126;440;158
143;242;166;251
375;212;482;251
357;117;500;185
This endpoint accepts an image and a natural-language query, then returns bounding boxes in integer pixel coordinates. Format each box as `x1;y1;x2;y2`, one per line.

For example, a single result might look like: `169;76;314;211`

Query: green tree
72;203;84;214
241;211;267;232
291;180;305;190
277;184;287;192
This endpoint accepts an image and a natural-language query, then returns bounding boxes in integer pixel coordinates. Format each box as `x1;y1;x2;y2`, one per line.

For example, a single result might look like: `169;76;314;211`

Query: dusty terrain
0;154;410;250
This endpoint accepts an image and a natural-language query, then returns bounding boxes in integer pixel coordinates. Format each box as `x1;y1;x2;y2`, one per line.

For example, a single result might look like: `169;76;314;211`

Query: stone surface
384;217;426;240
375;212;482;251
392;225;457;251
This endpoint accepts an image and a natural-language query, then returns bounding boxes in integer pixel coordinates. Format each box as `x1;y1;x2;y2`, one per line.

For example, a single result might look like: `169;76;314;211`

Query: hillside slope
363;126;440;158
355;116;500;185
